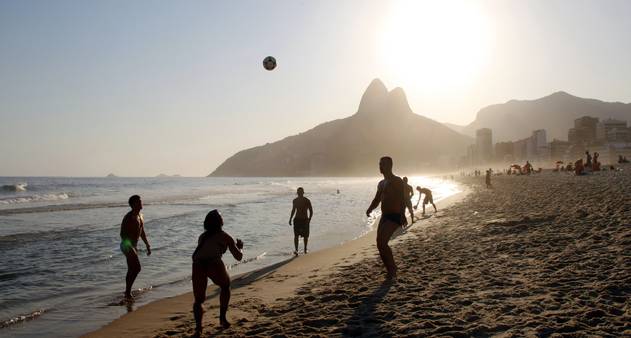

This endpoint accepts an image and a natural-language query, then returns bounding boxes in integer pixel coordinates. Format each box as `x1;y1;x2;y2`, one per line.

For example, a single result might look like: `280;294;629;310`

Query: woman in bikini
192;209;243;335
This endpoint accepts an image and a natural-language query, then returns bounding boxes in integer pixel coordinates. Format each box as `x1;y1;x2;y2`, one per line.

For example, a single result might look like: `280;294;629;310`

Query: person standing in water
192;210;243;334
414;186;438;216
366;156;405;280
120;195;151;300
289;187;313;255
402;177;415;225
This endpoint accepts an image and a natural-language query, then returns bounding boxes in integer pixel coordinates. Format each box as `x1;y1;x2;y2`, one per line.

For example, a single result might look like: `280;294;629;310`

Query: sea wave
1;183;28;192
0;309;46;329
0;192;70;205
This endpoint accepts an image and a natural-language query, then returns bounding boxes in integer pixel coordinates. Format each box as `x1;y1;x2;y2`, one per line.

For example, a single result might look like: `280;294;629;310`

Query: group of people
118;156;438;335
574;151;601;175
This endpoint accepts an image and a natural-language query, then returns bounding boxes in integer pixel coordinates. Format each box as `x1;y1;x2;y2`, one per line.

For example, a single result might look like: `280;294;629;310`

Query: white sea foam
1;183;28;192
0;193;70;205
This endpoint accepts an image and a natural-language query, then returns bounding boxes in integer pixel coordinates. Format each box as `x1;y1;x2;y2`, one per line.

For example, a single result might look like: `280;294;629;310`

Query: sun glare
378;0;492;92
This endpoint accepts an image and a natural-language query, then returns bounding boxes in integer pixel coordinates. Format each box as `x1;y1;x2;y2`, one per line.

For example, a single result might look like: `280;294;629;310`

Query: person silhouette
120;195;151;300
289;187;313;255
192;210;243;334
414;186;437;216
366;156;405;280
402;177;415;225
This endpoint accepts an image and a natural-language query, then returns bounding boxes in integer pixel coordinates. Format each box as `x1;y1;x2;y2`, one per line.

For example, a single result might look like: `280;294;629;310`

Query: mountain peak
357;78;388;115
357;79;412;116
387;87;413;114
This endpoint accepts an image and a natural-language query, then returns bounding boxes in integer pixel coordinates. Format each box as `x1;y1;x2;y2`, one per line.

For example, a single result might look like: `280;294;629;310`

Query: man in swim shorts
120;195;151;299
289;187;313;255
366;156;405;280
414;186;437;216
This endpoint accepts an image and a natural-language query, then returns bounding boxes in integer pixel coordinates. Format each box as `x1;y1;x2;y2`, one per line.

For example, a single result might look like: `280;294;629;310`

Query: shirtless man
120;195;151;299
366;156;405;280
289;187;313;255
402;177;415;225
414;186;437;216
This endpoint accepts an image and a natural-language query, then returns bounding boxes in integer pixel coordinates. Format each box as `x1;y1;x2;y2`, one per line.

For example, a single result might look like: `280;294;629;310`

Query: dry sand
87;169;630;337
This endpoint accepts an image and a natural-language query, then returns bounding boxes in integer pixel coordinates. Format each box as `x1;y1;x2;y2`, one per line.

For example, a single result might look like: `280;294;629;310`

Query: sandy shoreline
86;169;631;337
83;187;467;338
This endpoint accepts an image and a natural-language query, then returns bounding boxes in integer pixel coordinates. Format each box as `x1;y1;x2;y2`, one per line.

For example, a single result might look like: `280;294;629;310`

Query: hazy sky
1;0;630;176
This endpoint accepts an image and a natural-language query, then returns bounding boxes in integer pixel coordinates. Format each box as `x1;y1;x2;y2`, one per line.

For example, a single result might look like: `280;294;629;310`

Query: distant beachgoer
524;161;533;175
366;156;405;280
593;152;600;171
485;168;492;188
192;210;243;333
414;186;437;216
289;187;313;255
575;159;585;176
402;177;415;225
120;195;151;300
585;151;592;168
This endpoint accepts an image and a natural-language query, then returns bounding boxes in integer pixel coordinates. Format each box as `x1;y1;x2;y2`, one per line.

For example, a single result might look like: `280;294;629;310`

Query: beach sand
86;170;630;337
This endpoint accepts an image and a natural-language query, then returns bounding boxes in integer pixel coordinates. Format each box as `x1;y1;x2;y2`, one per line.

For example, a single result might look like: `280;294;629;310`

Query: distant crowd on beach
116;156;438;336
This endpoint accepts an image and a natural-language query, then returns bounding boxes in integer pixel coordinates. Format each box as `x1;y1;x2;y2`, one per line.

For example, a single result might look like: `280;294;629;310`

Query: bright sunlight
378;0;492;92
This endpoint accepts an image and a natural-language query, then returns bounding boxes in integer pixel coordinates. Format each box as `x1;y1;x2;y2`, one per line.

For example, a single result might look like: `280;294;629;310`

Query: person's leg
376;219;400;279
303;236;309;254
432;202;437;212
293;235;299;255
192;263;208;333
124;248;141;298
422;203;426;216
208;261;231;328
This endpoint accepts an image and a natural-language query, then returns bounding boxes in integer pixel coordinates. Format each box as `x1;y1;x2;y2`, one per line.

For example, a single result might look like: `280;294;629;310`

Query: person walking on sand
366;156;405;280
414;186;438;216
402;177;415;225
120;195;151;300
289;187;313;255
192;210;243;334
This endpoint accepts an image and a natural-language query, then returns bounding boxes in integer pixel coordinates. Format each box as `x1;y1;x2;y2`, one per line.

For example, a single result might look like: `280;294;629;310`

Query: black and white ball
263;56;277;71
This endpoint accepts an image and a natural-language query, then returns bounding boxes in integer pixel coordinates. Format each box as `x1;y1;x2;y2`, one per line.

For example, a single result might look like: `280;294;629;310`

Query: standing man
289;187;313;255
485;168;492;188
366;156;405;280
414;186;438;216
120;195;151;300
402;177;415;225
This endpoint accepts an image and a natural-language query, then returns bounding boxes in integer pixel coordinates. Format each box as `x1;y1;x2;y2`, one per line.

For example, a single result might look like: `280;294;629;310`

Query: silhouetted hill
210;79;472;177
462;92;631;142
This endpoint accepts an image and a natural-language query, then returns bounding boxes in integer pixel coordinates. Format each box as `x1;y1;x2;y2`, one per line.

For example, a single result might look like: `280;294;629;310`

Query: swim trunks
382;213;403;226
293;218;310;238
423;194;434;205
120;239;136;254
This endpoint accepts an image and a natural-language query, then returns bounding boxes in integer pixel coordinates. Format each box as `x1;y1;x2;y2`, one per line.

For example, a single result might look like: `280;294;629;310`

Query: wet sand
87;169;630;337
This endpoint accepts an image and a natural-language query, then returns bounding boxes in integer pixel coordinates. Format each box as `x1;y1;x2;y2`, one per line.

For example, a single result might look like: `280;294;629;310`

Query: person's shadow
344;279;394;337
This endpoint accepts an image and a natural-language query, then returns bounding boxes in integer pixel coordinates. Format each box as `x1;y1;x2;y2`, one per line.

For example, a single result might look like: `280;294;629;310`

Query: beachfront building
494;141;514;162
596;118;630;143
476;128;493;163
550;139;571;161
569;116;599;144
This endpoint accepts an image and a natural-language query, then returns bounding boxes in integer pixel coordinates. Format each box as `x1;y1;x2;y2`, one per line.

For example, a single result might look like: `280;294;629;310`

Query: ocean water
0;176;459;338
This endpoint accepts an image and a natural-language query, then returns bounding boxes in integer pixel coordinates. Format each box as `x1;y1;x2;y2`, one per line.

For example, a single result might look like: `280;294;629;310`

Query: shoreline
83;187;469;338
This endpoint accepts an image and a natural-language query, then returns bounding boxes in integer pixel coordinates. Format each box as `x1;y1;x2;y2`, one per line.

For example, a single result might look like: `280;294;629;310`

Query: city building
569;116;599;144
596;118;629;143
476;128;493;163
494;141;514;162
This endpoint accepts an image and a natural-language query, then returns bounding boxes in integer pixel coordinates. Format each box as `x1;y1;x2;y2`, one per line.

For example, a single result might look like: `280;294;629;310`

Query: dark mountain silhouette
461;91;631;142
210;79;472;177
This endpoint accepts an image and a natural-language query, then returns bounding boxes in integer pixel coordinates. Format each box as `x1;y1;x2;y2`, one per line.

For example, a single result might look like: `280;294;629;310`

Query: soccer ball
263;56;276;71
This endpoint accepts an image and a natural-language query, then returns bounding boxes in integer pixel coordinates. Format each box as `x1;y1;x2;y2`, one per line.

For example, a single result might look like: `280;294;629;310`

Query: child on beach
192;210;244;334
